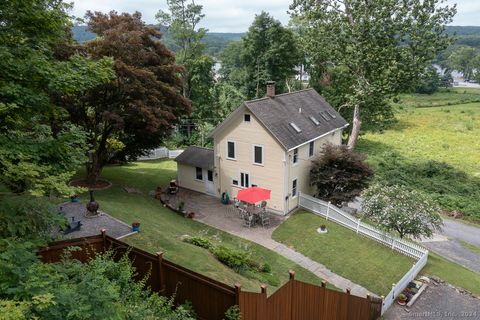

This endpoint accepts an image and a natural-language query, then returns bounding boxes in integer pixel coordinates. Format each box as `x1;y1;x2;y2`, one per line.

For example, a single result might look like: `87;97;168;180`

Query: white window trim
292;148;299;166
226;140;236;160
195;167;204;181
232;178;239;187
252;144;264;166
239;170;250;188
292;178;298;198
308;141;315;158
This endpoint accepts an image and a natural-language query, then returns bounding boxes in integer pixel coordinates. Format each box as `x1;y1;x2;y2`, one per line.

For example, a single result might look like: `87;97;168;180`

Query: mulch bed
69;179;112;190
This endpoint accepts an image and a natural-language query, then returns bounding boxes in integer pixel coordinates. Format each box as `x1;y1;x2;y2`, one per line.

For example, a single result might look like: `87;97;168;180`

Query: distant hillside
71;25;243;56
446;26;480;36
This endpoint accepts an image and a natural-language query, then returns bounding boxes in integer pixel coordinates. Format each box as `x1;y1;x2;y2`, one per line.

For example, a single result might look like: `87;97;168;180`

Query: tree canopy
362;184;443;239
291;0;456;148
0;0;113;196
57;11;190;184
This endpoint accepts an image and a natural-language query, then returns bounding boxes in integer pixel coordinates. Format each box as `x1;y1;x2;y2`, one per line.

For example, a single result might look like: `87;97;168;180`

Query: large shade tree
58;11;190;184
0;0;113;196
290;0;456;148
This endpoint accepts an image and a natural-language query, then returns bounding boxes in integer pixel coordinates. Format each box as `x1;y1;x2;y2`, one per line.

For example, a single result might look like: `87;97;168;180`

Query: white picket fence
298;193;429;314
137;148;183;161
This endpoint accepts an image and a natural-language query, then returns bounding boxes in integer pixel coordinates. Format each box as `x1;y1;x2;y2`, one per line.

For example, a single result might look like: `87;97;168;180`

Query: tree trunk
347;104;362;149
85;155;103;186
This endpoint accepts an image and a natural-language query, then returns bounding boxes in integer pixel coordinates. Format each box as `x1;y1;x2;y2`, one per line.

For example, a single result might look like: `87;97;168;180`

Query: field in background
358;89;480;220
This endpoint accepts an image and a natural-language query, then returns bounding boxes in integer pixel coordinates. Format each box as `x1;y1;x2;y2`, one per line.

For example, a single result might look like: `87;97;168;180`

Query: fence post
156;252;165;293
391;239;396;250
321;280;327;288
326;202;330;220
356;219;361;234
101;229;107;251
260;284;267;296
289;270;295;280
234;283;242;305
391;283;396;299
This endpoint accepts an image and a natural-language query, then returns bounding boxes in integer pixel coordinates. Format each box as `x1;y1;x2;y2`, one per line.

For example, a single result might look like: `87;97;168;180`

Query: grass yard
422;252;480;296
74;160;321;293
358;101;480;220
271;211;414;296
393;87;480;108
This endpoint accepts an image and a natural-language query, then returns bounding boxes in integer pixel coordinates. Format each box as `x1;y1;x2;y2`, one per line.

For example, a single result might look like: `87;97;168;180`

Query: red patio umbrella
236;186;271;204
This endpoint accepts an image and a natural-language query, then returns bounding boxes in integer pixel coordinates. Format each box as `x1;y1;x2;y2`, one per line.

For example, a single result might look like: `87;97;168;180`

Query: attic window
244;114;251;122
320;112;329;121
289;122;302;133
309;116;320;125
327;110;337;119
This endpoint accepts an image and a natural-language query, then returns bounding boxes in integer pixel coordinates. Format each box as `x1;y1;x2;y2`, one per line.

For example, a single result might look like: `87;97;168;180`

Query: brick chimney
266;81;275;98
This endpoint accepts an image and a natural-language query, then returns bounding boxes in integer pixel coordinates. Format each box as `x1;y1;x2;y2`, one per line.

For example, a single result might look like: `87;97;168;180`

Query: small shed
175;146;216;195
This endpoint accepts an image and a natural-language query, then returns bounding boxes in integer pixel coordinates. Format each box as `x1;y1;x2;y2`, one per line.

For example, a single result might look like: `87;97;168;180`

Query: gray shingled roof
174;146;214;169
244;88;348;150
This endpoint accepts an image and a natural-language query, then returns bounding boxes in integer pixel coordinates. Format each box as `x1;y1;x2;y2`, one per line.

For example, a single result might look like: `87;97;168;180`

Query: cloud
71;0;479;32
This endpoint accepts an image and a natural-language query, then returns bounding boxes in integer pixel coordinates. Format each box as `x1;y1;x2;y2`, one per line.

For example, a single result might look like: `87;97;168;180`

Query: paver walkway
167;188;375;298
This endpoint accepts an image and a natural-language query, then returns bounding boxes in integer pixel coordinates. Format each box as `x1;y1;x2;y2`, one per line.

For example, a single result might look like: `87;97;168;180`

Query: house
175;82;348;215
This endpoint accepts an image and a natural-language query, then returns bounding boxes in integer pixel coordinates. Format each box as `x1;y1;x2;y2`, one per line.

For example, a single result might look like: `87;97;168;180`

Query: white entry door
205;170;215;195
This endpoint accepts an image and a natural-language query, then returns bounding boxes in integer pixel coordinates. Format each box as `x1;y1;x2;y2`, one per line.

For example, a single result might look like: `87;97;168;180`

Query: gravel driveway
384;280;480;320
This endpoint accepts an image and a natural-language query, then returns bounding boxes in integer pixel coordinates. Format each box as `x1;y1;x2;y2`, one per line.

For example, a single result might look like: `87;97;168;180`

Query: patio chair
243;214;254;228
238;207;248;219
260;212;270;227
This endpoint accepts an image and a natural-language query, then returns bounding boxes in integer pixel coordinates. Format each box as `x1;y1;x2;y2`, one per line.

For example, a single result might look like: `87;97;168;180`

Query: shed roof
174;146;214;170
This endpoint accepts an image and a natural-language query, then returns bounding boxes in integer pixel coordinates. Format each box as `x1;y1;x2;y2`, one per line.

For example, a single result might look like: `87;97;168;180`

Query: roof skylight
327;110;337;119
320;112;329;121
289;122;302;133
309;116;320;125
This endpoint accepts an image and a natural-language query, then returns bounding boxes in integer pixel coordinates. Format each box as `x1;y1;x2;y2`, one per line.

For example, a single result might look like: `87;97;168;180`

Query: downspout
284;151;290;215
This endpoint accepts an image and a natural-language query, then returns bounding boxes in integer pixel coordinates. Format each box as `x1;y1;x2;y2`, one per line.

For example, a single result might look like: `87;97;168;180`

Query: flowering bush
362;184;442;239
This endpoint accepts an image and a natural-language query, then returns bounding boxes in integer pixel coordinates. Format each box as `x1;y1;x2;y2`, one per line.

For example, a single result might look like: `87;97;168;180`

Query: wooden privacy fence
38;231;236;320
239;272;382;320
298;193;429;314
38;231;381;320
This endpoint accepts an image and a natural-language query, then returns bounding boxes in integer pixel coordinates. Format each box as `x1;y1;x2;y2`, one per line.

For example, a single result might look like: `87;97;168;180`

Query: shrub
223;305;241;320
184;236;212;250
310;143;374;205
261;263;272;273
212;246;250;271
0;195;66;241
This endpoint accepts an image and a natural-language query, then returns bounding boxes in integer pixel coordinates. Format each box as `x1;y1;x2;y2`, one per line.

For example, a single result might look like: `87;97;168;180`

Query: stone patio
164;188;285;240
59;202;134;239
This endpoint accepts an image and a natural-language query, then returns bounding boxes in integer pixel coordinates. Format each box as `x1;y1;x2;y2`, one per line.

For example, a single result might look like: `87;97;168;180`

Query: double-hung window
309;141;314;158
195;167;203;180
253;145;263;165
292;178;298;198
227;141;236;160
293;148;299;164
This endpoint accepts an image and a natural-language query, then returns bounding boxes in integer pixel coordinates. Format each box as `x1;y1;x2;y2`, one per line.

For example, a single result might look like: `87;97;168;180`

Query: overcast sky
72;1;479;33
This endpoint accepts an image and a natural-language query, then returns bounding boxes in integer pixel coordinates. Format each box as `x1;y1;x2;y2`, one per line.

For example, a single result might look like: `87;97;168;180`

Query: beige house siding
177;163;208;194
285;130;343;212
213;106;286;213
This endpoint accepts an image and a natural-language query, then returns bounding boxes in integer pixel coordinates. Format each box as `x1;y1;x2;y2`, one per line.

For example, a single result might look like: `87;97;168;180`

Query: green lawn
74;160;321;293
422;252;480;296
271;211;414;296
